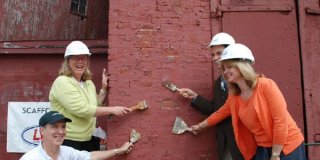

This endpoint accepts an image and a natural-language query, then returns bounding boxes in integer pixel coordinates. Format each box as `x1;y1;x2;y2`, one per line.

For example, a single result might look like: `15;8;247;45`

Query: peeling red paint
0;0;107;41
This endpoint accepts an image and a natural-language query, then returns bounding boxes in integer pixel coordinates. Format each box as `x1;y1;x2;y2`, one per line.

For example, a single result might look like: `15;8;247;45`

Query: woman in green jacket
49;41;131;151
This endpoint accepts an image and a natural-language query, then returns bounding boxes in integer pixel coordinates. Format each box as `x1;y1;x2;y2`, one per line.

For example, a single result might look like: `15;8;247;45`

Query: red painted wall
107;0;216;159
298;0;320;159
0;0;107;41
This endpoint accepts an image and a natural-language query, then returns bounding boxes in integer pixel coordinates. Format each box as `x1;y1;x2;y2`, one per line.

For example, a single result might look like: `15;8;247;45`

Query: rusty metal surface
0;0;107;41
298;0;320;159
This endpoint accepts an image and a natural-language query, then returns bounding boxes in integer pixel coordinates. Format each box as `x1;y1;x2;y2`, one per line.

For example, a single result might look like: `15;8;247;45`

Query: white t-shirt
20;143;91;160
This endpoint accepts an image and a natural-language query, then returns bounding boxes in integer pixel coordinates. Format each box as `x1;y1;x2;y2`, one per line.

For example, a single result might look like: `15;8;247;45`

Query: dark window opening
70;0;87;18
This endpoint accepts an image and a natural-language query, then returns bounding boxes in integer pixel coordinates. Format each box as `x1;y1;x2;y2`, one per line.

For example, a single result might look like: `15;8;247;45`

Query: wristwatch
271;152;280;157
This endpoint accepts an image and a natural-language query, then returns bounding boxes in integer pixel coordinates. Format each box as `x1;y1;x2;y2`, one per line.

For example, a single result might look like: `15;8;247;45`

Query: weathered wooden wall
0;0;107;41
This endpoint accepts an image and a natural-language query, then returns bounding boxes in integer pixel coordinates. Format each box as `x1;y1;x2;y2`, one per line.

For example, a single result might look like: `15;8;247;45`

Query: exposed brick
108;0;214;159
160;100;179;110
157;0;181;6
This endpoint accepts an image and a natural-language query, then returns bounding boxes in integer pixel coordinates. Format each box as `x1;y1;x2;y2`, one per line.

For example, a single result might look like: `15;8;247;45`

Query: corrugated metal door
298;0;320;159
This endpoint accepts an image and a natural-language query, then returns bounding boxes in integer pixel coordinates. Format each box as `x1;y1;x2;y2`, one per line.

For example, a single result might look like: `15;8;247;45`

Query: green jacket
49;75;98;141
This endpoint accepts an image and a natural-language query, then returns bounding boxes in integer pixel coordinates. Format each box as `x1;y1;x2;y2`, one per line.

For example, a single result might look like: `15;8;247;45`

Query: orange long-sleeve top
207;77;304;160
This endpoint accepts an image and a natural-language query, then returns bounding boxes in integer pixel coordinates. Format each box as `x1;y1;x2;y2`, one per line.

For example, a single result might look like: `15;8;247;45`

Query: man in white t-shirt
20;111;132;160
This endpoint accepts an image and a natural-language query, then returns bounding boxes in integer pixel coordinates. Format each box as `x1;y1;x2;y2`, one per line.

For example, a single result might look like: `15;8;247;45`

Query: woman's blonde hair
59;58;92;81
222;60;260;95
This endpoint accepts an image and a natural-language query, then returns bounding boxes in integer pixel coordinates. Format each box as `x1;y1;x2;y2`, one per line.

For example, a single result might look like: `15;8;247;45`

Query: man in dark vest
179;33;244;160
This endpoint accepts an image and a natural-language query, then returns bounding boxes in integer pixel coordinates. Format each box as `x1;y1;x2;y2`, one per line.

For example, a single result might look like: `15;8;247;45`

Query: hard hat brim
64;52;91;58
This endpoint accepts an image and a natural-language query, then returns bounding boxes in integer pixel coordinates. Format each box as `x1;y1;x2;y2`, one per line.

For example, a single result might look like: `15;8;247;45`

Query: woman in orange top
190;43;306;160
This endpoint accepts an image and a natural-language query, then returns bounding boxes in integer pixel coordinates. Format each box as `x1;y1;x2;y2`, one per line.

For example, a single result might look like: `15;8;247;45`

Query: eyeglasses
69;56;89;62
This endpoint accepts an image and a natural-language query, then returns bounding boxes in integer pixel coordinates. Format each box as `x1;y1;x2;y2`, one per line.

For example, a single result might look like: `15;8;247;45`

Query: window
70;0;87;17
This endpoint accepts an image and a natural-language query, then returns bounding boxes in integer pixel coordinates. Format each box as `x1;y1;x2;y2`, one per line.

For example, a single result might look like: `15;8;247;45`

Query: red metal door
211;0;304;129
297;1;320;160
210;0;305;155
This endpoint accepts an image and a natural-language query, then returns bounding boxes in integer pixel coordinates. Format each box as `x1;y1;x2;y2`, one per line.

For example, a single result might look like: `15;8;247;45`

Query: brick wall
107;0;216;159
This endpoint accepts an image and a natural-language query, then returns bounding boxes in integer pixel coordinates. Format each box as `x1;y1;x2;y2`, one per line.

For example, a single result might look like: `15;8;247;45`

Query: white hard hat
64;41;91;58
209;32;235;47
218;43;255;63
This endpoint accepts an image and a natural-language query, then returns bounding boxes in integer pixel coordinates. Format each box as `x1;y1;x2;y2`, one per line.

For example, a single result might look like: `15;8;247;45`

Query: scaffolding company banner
7;102;50;153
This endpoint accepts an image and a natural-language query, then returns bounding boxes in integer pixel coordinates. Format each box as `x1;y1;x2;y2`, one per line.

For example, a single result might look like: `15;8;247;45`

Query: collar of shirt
38;142;56;160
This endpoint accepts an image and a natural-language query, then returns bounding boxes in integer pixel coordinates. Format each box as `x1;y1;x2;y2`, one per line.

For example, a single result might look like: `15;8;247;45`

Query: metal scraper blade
172;116;192;134
130;129;141;143
163;81;180;92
